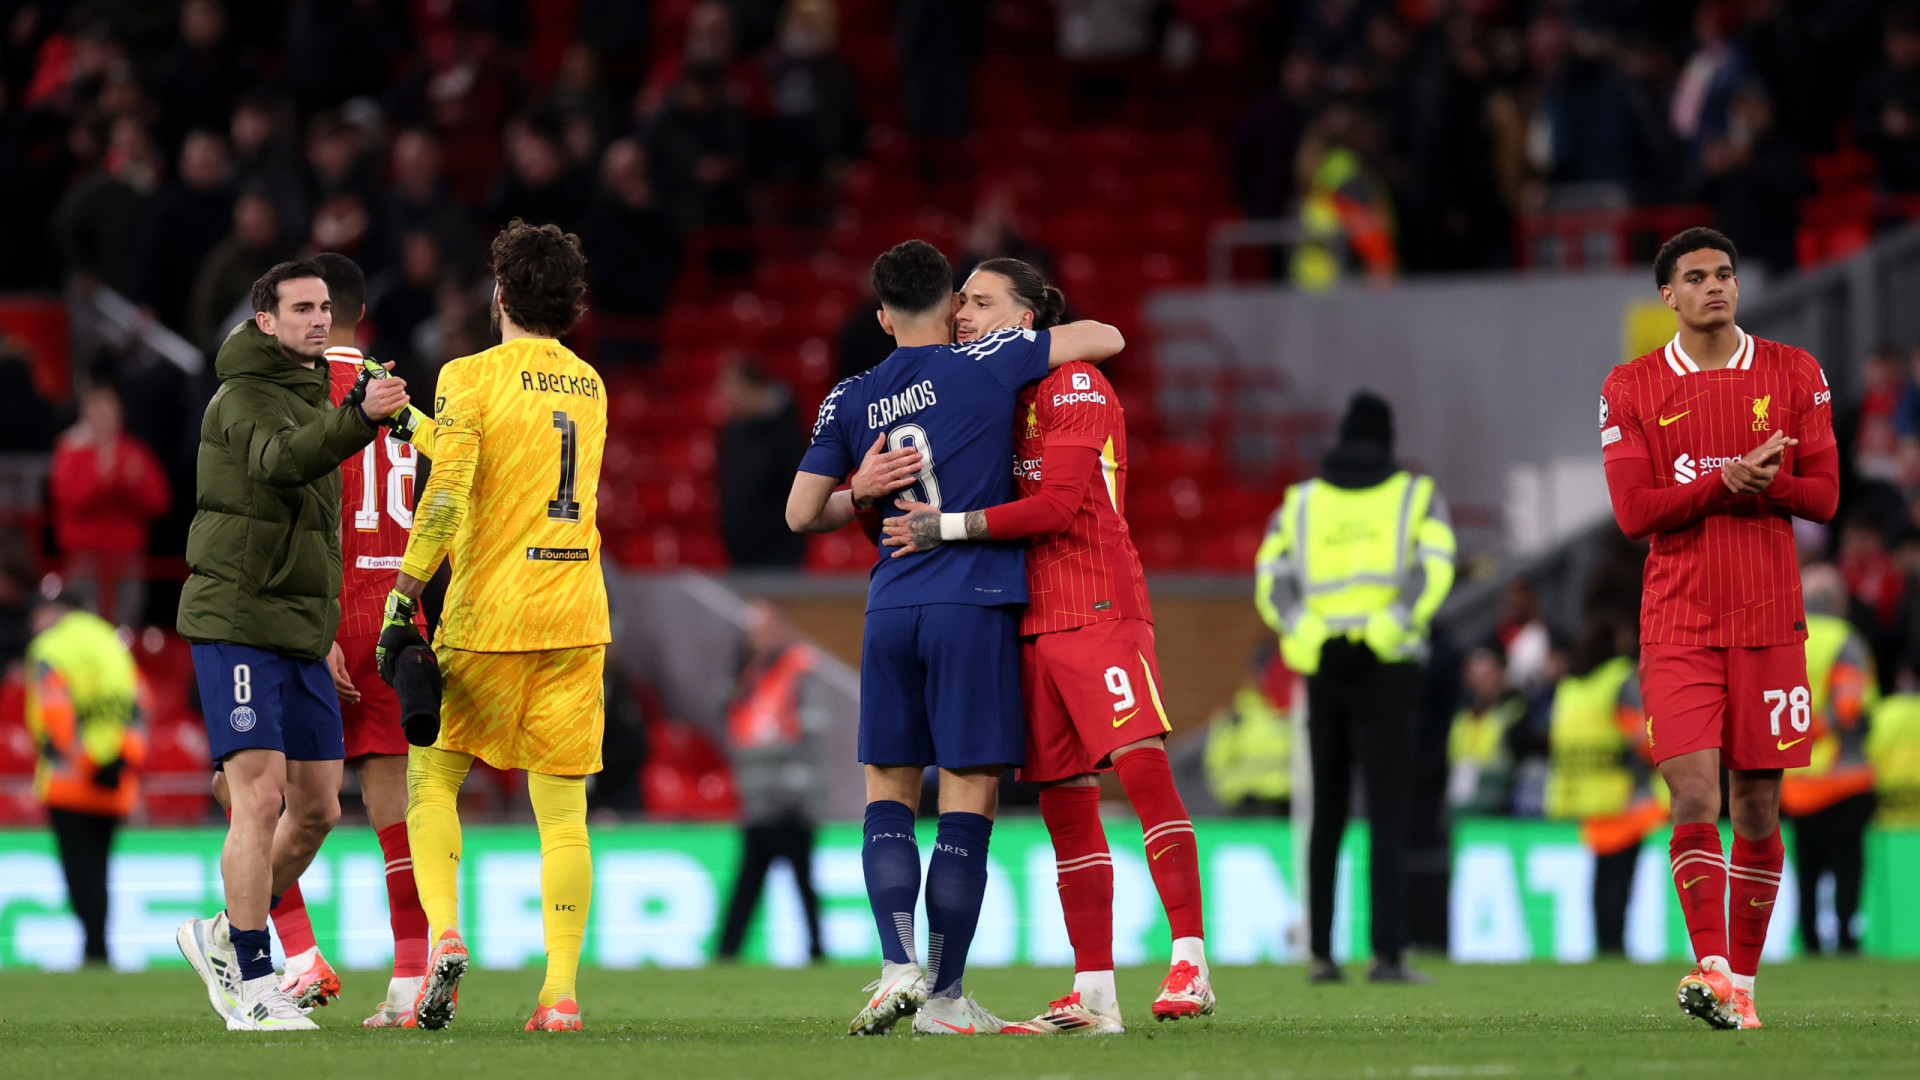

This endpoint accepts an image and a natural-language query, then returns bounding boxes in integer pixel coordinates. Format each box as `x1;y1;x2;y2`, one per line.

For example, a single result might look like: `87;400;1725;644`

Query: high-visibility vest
1291;146;1397;292
1544;656;1638;821
1783;614;1879;816
1254;471;1456;676
726;644;815;750
1447;697;1522;814
1866;693;1920;825
26;611;145;817
1204;685;1292;805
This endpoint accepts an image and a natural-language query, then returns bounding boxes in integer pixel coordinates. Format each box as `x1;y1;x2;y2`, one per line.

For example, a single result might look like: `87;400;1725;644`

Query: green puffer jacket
176;322;379;660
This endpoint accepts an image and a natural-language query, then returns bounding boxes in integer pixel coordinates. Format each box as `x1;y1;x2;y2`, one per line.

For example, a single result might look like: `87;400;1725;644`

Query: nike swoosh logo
1659;411;1689;426
1112;708;1140;728
1777;737;1807;751
1749;897;1774;907
1681;875;1708;889
931;1019;976;1034
1152;843;1180;861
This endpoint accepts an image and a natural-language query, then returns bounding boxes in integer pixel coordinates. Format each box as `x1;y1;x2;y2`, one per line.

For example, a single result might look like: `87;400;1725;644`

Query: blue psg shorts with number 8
191;642;345;763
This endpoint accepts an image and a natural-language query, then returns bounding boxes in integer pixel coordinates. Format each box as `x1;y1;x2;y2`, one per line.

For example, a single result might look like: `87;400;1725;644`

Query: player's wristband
383;589;418;628
939;513;968;542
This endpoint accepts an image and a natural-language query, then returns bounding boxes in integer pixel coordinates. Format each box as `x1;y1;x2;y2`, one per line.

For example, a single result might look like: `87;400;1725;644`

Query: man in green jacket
174;259;410;1031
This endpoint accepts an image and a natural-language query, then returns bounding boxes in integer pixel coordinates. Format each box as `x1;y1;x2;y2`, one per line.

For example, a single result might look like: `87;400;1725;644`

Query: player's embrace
377;220;609;1032
1600;228;1839;1030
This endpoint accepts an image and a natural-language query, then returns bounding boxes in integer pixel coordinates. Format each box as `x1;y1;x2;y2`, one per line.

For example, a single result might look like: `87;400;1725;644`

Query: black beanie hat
1339;391;1394;450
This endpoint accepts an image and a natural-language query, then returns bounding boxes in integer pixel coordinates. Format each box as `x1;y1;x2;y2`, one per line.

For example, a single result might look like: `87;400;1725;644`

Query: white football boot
849;961;928;1035
1001;991;1125;1035
176;913;241;1020
227;974;320;1031
911;992;1007;1035
1151;960;1217;1021
363;976;425;1028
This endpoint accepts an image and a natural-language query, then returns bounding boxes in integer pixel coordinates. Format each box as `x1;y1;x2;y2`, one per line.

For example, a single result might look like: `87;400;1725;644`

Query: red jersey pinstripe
326;348;421;640
1599;330;1836;647
1012;362;1152;636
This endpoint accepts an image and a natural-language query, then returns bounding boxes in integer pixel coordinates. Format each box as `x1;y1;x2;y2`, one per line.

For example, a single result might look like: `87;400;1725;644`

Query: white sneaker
1001;991;1125;1035
848;961;927;1036
912;992;1006;1035
227;974;320;1031
176;913;240;1020
363;977;424;1028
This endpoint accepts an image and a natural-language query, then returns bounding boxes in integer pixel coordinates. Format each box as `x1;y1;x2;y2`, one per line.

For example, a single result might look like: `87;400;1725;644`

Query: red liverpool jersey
1013;362;1152;636
1600;329;1836;647
326;347;421;639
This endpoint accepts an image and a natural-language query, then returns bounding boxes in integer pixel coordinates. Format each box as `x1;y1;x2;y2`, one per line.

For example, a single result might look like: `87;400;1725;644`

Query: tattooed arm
881;443;1098;557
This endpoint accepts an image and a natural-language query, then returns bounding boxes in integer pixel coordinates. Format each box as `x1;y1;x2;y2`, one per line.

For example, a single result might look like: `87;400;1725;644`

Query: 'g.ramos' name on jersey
800;326;1053;612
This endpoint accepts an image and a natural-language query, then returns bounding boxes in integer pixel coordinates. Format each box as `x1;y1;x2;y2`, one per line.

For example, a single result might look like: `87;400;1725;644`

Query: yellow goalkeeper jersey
400;336;610;652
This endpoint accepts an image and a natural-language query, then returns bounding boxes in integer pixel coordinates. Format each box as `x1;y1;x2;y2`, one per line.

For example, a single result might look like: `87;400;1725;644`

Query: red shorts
1019;619;1173;783
1640;642;1814;771
337;632;410;760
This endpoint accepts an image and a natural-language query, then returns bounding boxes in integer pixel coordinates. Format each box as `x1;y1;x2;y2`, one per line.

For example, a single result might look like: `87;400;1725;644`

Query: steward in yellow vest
1205;682;1293;813
25;596;146;965
1783;566;1880;955
1447;646;1524;815
1252;392;1454;981
1867;692;1920;826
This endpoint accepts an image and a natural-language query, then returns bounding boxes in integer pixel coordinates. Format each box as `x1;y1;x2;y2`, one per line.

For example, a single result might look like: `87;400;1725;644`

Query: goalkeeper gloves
376;589;427;686
344;355;429;439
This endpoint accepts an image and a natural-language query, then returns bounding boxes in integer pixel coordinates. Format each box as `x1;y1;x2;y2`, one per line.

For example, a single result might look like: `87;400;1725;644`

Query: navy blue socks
924;811;993;999
230;923;274;982
862;800;921;965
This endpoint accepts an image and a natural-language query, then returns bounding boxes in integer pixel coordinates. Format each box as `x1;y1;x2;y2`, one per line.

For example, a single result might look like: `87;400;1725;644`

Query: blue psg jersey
800;326;1052;612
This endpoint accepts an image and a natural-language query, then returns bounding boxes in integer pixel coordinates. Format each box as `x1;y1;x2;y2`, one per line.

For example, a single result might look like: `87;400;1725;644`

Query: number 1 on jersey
549;410;581;521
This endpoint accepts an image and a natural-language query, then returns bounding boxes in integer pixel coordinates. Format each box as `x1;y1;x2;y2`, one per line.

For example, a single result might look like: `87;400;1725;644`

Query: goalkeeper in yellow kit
374;220;609;1032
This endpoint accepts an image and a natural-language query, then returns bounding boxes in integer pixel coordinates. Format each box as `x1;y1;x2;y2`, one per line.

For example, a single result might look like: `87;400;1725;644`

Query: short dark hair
490;219;589;337
972;257;1067;328
251;259;328;315
1654;227;1738;287
871;239;953;316
310;252;365;323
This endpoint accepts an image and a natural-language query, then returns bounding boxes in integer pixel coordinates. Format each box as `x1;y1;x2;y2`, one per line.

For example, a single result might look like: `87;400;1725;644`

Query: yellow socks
406;745;472;941
528;771;591;1007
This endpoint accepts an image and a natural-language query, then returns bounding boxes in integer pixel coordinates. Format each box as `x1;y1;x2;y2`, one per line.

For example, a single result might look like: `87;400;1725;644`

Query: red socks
1669;822;1728;965
1113;747;1204;942
1728;829;1784;979
378;822;430;979
271;882;319;956
1039;785;1113;972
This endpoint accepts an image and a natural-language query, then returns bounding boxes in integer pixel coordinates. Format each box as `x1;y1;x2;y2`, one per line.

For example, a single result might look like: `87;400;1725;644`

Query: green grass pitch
2;961;1915;1079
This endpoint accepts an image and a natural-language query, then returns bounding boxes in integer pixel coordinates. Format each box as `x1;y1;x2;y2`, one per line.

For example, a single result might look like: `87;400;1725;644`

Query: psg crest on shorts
229;706;258;732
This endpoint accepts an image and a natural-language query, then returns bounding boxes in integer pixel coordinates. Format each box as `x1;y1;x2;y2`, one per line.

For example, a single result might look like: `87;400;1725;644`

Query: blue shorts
859;604;1024;769
192;643;345;763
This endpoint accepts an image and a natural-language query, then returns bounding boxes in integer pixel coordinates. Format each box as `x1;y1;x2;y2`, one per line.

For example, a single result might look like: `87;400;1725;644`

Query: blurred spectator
26;589;146;967
187;187;290;354
383;127;476;271
1542;621;1657;957
1698;82;1807;277
282;0;408;116
955;190;1054;284
1840;509;1908;690
895;0;989;144
836;284;895;380
0;339;64;452
1400;21;1523;272
129;129;234;335
1054;0;1156;121
638;2;762;119
549;43;614;166
1446;645;1523;816
51;117;161;292
759;0;864;193
1494;579;1552;694
1670;1;1747;166
50;385;171;626
150;0;254;155
581;138;683;324
414;275;492;374
1291;103;1396;290
304;110;385;255
1867;665;1920;824
0;534;34;668
1202;646;1293;816
717;362;806;568
228;93;309;245
646;68;752;238
1854;345;1908;484
366;230;444;379
492;110;592;234
1852;5;1920;193
1232;51;1324;219
1527;12;1649;202
714;600;827;962
591;660;649;815
1785;563;1878;956
576;0;653;98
